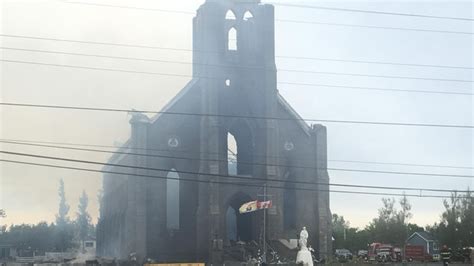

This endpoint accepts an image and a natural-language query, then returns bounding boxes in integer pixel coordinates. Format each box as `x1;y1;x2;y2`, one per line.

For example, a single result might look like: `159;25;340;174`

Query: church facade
97;0;332;263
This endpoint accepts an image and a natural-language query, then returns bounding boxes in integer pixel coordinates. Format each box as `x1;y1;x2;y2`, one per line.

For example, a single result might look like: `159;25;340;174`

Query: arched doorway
225;192;254;243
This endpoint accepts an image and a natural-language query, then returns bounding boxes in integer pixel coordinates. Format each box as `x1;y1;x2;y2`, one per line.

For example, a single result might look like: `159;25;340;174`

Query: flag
239;200;258;214
239;200;272;214
257;200;272;209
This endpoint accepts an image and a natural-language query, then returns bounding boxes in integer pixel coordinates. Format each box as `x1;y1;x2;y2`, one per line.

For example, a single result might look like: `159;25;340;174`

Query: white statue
296;226;313;266
299;226;308;248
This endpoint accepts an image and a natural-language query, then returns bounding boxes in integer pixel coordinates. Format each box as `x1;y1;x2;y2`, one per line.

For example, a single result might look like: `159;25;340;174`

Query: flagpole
263;184;266;263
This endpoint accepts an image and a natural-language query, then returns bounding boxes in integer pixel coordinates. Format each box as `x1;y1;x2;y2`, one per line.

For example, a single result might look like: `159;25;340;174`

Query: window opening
228;27;237;51
225;10;236;20
227;132;237;175
243;11;254;21
166;169;180;230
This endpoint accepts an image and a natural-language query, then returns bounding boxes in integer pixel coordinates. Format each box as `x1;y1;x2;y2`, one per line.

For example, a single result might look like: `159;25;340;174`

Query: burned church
97;0;332;263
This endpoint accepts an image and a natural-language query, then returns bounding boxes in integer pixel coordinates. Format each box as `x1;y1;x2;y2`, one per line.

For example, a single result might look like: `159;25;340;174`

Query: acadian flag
239;200;258;214
239;200;272;214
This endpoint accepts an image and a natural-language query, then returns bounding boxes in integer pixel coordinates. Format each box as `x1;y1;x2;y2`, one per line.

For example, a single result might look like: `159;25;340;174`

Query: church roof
277;93;311;136
150;78;199;123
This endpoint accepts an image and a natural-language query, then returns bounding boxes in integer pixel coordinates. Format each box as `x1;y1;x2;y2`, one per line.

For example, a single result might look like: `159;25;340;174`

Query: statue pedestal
296;248;313;266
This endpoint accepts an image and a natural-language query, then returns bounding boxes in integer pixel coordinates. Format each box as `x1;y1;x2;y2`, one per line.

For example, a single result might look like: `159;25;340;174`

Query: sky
0;0;473;229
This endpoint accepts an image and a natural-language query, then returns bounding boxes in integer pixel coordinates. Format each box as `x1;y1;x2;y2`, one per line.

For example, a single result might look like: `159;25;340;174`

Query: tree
0;209;6;234
97;189;103;220
332;214;370;251
398;194;412;225
398;194;413;242
56;179;70;227
431;189;473;247
458;189;473;246
332;214;350;248
365;196;413;246
76;190;92;251
55;179;74;251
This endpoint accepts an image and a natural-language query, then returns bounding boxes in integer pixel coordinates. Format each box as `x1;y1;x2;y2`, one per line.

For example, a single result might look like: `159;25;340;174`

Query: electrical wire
276;18;474;35
1;34;472;70
0;102;473;129
61;1;474;34
1;140;473;180
269;2;474;22
0;151;471;197
2;47;473;94
1;137;472;170
3;58;471;84
2;50;472;96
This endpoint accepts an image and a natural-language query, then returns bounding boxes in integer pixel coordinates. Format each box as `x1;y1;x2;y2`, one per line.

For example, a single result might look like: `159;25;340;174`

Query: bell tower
193;0;281;262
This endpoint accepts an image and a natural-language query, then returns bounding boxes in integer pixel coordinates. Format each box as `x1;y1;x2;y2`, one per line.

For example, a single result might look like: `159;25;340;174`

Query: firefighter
440;245;451;266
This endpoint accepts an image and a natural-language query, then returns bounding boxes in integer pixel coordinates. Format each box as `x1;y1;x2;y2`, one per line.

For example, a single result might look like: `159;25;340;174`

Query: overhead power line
63;1;196;14
277;19;474;35
278;82;472;96
2;34;472;70
270;2;474;22
2;52;472;96
2;138;472;170
4;158;468;199
0;150;471;196
61;1;474;34
328;159;473;170
276;56;473;70
2;47;473;93
1;140;473;180
0;102;473;129
2;59;473;97
3;58;472;84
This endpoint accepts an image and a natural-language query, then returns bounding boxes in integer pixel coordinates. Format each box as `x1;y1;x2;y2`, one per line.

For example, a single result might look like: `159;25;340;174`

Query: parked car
335;249;353;262
357;249;368;259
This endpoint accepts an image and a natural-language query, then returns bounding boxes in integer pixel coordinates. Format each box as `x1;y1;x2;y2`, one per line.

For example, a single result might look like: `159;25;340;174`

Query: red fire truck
368;243;402;262
405;244;439;262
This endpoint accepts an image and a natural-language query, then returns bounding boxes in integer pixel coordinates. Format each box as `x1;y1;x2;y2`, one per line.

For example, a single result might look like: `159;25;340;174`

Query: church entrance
225;192;255;243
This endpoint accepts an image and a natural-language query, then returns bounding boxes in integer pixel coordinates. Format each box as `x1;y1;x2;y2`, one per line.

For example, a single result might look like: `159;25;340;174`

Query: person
440;245;451;266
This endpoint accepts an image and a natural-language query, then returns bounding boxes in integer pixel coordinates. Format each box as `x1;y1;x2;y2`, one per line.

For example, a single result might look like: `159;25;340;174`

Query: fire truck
405;245;440;262
368;243;402;262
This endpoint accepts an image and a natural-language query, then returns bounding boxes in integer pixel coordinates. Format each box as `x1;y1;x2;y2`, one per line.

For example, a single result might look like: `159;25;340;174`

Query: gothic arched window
228;27;238;51
227;120;253;176
227;132;237;175
166;169;180;231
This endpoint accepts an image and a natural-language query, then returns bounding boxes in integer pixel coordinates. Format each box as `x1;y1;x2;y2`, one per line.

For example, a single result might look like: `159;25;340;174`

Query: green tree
55;179;74;251
365;196;412;246
458;189;473;246
398;194;413;242
332;214;349;248
332;214;370;252
56;179;70;227
431;190;473;247
76;190;92;251
97;189;103;220
0;222;57;253
0;209;6;234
